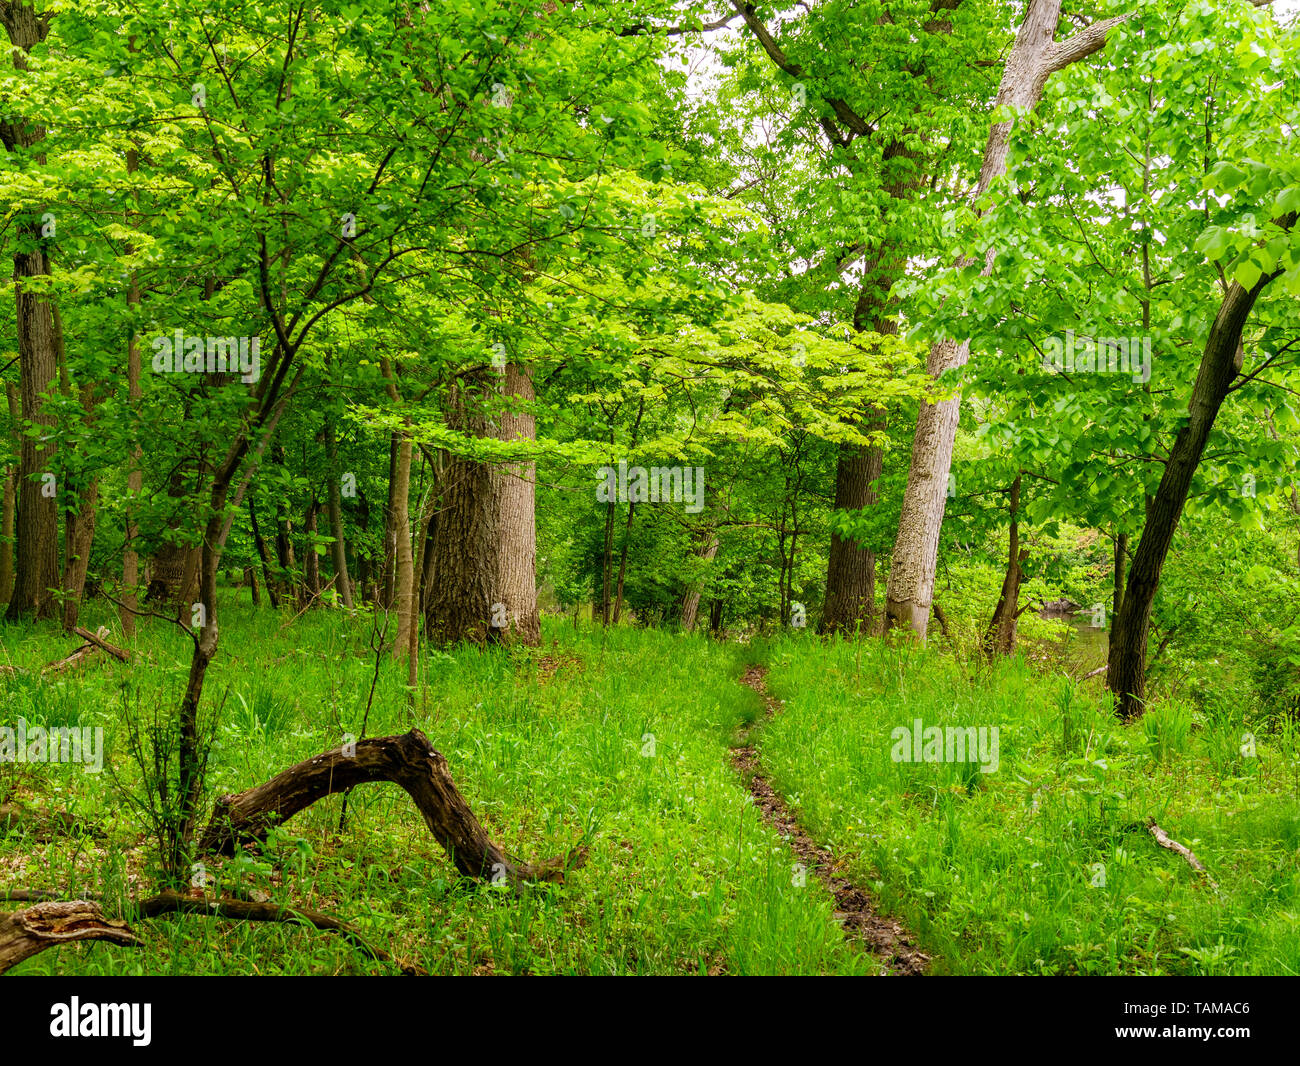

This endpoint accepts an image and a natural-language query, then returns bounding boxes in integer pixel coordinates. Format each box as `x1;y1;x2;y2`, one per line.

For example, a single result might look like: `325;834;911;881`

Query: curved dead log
199;728;585;884
0;900;141;975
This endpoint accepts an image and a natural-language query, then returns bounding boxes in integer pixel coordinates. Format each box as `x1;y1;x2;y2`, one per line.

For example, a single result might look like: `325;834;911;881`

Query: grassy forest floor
3;597;1298;975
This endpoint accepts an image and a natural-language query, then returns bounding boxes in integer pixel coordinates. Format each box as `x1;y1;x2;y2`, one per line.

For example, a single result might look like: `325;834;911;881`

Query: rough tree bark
425;364;540;646
0;900;140;975
1;0;61;622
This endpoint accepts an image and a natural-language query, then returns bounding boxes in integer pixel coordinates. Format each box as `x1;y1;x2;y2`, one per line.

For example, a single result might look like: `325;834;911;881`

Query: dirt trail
734;663;930;976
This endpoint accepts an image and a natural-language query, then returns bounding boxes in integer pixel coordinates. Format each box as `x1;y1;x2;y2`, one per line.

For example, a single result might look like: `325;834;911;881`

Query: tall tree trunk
425;365;540;646
1110;530;1127;641
302;496;321;600
120;142;143;638
612;502;636;624
0;383;17;605
820;440;883;635
323;418;353;608
1;0;60;623
247;496;281;608
379;431;399;609
982;473;1025;657
884;0;1130;637
1107;273;1283;718
390;434;414;658
599;500;616;625
61;478;98;631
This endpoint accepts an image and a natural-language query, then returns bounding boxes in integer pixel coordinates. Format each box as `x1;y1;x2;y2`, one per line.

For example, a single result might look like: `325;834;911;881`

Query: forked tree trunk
982;473;1025;657
1107;272;1284;718
425;364;539;646
885;0;1131;637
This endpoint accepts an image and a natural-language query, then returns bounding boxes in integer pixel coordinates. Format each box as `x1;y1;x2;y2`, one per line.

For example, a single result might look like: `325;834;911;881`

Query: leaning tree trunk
1108;273;1283;718
425;364;540;647
884;0;1131;637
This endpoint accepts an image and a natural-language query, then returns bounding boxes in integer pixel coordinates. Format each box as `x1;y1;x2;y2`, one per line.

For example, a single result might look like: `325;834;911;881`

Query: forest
0;0;1298;988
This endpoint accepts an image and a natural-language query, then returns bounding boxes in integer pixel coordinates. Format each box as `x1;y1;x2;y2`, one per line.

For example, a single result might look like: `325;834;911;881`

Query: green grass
1;599;868;975
754;632;1300;975
5;602;1298;975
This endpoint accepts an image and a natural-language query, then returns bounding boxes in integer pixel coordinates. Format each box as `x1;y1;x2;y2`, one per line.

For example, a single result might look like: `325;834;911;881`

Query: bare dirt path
734;663;930;976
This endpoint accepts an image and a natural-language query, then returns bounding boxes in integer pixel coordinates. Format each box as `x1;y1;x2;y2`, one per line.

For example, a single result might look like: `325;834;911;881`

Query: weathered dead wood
0;899;141;974
199;728;585;884
0;890;425;974
1147;818;1219;890
71;625;130;663
40;641;101;675
134;891;398;964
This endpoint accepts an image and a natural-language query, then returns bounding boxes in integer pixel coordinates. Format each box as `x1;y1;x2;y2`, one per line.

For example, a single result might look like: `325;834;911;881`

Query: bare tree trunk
885;0;1130;637
425;365;539;646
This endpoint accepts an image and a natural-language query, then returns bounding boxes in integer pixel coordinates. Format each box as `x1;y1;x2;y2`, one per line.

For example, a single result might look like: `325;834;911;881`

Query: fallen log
1147;818;1219;890
0;890;424;974
71;625;130;663
199;728;585;884
0;900;141;975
